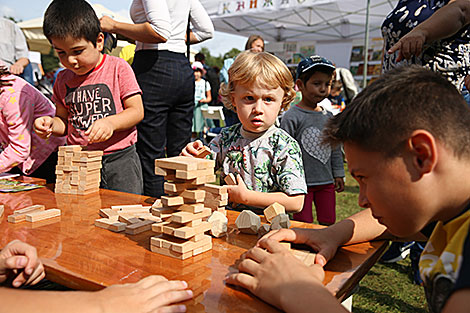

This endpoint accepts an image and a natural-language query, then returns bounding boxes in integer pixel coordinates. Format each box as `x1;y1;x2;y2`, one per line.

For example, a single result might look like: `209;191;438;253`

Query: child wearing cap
182;51;307;214
192;61;212;139
280;55;345;225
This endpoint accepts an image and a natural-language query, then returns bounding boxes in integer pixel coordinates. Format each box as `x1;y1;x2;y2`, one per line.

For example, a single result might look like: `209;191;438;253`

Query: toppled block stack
55;145;103;195
94;204;161;234
7;204;61;224
151;156;216;260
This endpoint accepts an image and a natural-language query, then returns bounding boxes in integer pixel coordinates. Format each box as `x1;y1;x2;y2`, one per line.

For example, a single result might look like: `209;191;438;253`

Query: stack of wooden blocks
55;145;103;195
95;204;161;234
150;156;216;260
6;204;61;224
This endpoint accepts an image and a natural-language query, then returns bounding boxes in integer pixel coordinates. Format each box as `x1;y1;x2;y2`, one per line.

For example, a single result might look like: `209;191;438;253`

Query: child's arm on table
86;94;144;144
227;175;304;213
33;102;68;139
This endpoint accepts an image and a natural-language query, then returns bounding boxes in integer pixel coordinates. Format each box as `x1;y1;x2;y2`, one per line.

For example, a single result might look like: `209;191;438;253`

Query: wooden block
99;208;119;219
224;173;237;185
77;150;103;158
59;145;82;152
152;207;176;219
155;156;199;171
175;167;213;180
155;166;168;176
164;182;195;194
150;244;192;260
72;156;102;163
25;209;61;222
204;191;228;202
111;204;145;212
161;196;184;207
190;233;206;242
235;210;261;234
165;173;214;185
195;146;212;158
264;202;286;223
271;213;291;230
204;198;228;209
171;208;211;224
202;184;228;195
152;221;170;233
258;223;271;237
125;220;156;235
7;205;46;223
80;162;102;171
176;203;204;214
118;214;142;224
161;221;211;239
94;218;126;232
193;241;212;256
279;242;292;250
0;204;4;218
138;214;162;223
292;249;317;266
151;199;162;209
180;189;206;202
187;218;202;227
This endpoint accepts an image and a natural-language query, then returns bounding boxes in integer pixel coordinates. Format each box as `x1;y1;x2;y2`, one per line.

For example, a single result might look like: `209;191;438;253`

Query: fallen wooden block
271;213;291;230
99;208;119;219
125;220;156;235
258;223;271;237
110;204;143;211
161;196;184;207
7;205;46;223
0;204;4;218
118;214;142;224
264;202;286;223
95;218;127;232
26;209;61;222
224;173;237;185
235;210;261;234
151;199;162;209
208;211;228;238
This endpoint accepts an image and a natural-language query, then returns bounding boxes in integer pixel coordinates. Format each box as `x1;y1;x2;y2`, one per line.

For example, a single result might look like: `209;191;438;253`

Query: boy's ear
407;130;437;175
296;79;304;91
96;32;105;52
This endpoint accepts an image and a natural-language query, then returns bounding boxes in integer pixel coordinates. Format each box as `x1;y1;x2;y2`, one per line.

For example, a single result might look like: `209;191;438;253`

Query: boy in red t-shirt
34;0;144;195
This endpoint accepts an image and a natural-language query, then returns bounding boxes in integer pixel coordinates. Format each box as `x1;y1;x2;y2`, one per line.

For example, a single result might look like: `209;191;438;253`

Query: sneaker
410;241;425;285
380;241;415;263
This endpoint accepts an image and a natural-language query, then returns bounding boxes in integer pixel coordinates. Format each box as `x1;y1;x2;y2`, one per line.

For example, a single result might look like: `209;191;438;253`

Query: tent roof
201;0;397;42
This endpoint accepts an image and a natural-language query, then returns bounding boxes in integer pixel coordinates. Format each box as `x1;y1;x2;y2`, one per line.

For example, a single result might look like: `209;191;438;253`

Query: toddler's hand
33;116;54;139
85;118;114;144
334;177;345;193
180;140;204;157
226;175;249;204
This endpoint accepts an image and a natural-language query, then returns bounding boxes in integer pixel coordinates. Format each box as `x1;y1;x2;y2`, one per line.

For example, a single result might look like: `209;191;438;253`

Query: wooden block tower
150;156;216;260
55;145;103;195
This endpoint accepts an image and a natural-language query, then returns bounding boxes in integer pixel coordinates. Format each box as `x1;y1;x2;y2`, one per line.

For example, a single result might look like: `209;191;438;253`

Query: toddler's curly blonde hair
219;51;295;112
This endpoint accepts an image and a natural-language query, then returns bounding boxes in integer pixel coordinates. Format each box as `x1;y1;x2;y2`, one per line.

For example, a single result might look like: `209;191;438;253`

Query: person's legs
133;50;170;197
165;54;194;157
100;145;143;195
312;183;336;225
380;241;415;263
293;187;314;223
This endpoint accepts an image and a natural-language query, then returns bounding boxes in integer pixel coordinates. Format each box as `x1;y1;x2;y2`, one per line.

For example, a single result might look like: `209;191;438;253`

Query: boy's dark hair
195;53;206;63
323;65;470;158
43;0;101;47
298;67;335;84
296;55;335;84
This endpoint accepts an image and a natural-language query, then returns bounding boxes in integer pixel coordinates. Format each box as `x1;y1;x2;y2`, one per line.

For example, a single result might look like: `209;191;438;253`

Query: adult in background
100;0;214;197
195;52;219;106
379;0;470;283
219;35;265;126
0;18;30;77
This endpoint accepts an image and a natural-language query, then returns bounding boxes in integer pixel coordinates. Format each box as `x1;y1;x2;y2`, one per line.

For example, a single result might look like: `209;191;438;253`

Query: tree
223;48;241;60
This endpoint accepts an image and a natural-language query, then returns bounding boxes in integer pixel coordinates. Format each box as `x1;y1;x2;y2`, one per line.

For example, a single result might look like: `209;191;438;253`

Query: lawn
334;166;428;312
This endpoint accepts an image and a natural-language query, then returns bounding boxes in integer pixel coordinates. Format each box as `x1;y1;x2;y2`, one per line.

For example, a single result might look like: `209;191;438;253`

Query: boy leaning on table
226;66;470;313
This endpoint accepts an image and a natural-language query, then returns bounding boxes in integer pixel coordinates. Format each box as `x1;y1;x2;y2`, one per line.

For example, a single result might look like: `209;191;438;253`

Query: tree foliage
197;47;241;70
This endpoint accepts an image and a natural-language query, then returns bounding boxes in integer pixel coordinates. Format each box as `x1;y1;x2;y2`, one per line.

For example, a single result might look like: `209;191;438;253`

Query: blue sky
0;0;247;56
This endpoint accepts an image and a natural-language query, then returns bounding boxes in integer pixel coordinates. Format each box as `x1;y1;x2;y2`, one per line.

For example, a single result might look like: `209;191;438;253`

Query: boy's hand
226;175;250;205
334;177;345;193
33;116;54;139
258;228;340;267
0;240;45;287
86;118;114;144
226;239;325;311
99;275;193;313
180;140;204;157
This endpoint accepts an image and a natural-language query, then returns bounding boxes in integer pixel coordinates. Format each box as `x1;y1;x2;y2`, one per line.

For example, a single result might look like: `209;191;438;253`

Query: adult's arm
390;0;470;60
100;0;171;44
9;58;29;75
188;0;214;44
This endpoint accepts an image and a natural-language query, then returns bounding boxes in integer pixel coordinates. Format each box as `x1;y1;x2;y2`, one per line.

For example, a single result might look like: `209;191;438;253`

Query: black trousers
133;50;195;197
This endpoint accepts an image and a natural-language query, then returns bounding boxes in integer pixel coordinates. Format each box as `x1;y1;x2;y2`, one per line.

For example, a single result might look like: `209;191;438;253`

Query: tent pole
363;0;371;88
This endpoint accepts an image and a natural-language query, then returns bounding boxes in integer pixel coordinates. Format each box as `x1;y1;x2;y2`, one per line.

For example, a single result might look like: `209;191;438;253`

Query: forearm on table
244;190;304;213
0;288;102;313
416;0;470;42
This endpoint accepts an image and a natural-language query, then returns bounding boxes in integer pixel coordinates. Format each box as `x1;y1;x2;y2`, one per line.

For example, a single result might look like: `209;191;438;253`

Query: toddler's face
231;81;284;133
298;71;333;106
51;34;104;76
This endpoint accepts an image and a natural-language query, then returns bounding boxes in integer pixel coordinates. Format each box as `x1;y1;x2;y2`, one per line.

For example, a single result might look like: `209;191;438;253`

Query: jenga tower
150;156;216;260
55;145;103;195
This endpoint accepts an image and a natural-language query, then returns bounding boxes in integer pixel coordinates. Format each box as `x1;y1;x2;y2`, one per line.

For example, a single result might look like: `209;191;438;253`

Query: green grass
333;166;428;312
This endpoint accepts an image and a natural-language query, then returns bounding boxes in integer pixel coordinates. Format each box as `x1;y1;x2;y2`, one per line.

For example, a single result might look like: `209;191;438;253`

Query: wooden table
0;185;387;312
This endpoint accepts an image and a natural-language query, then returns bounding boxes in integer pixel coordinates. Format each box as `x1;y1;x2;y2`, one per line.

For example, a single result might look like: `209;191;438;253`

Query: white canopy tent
18;3;133;55
200;0;398;84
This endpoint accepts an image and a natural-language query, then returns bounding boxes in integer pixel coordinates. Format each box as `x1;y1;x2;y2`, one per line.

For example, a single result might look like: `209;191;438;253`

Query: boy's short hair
219;51;296;112
323;65;470;158
297;55;335;84
43;0;101;47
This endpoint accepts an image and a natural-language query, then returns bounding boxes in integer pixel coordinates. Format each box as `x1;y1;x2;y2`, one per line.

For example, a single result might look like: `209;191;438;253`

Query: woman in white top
100;0;214;197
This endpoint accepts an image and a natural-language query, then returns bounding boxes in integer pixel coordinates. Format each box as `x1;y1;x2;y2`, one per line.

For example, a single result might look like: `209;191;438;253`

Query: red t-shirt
52;54;141;154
